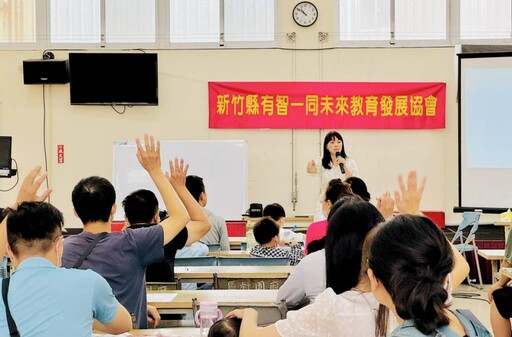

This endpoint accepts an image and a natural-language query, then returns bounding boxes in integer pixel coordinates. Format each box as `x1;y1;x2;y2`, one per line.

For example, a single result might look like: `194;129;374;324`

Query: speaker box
23;59;69;85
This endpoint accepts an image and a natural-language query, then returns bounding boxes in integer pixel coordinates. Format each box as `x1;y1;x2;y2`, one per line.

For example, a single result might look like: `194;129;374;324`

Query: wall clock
292;2;318;27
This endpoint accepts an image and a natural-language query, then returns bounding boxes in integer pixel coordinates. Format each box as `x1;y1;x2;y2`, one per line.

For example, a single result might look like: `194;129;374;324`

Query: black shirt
129;224;188;282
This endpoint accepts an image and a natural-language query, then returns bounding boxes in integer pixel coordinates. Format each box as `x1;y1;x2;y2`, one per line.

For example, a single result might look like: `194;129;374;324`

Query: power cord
111;104;127;114
0;159;19;192
42;85;51;203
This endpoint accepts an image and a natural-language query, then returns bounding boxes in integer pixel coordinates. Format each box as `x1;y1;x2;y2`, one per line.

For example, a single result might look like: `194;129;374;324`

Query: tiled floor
451;284;491;332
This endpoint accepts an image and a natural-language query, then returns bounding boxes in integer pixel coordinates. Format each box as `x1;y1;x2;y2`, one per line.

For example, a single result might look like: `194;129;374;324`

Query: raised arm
136;135;189;244
393;171;469;289
0;166;52;256
165;159;211;245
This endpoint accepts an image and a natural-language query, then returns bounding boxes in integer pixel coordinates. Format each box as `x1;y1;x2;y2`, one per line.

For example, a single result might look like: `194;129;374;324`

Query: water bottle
194;301;223;336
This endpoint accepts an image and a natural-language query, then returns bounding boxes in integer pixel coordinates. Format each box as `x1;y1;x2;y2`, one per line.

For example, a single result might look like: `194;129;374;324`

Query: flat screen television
69;53;158;105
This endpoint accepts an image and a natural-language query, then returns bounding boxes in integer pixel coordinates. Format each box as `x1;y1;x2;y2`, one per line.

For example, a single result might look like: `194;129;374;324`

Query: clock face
292;2;318;27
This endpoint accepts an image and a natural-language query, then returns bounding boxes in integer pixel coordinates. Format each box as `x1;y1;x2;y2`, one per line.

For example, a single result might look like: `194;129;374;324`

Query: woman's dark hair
321;131;346;170
368;215;454;335
208;318;242;337
361;226;389;337
325;196;384;295
345;177;371;202
324;179;353;204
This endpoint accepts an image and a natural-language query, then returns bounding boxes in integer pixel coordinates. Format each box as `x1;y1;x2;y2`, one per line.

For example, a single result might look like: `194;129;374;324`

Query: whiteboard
112;140;248;221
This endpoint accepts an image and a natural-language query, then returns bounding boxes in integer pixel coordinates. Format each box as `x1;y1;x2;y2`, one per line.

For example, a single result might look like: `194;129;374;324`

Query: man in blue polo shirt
62;134;211;329
0;183;131;336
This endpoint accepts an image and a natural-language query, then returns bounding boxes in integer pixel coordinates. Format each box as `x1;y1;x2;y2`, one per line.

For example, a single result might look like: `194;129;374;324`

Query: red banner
208;82;445;129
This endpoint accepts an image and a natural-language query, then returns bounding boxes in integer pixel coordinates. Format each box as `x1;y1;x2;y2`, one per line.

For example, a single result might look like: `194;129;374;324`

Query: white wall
0;1;472;227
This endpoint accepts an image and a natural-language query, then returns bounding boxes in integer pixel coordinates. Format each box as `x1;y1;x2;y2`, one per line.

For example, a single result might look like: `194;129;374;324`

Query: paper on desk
147;293;177;302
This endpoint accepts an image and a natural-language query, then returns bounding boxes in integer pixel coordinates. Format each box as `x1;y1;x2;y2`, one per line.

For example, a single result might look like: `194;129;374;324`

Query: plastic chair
450;212;482;288
174;256;217;267
216;257;290;266
206;243;221;252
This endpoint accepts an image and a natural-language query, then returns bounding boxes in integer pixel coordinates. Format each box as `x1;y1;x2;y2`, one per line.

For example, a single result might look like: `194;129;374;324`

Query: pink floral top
275;288;380;337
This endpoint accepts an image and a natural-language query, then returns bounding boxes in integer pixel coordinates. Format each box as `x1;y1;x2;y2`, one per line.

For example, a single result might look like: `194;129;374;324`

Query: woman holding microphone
307;131;358;221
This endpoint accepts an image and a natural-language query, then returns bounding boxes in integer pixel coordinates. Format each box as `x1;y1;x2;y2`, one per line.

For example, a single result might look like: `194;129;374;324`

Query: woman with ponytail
367;215;491;337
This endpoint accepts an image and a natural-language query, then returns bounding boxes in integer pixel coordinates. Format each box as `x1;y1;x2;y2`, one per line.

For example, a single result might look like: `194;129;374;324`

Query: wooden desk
94;327;199;336
241;216;313;234
229;236;246;250
208;250;251;258
174;265;294;283
478;249;504;282
283;216;313;233
501;267;512;279
495;221;512;243
148;289;279;314
494;222;512;226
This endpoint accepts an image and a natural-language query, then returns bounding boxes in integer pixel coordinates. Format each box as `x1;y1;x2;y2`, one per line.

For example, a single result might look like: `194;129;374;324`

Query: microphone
335;152;345;174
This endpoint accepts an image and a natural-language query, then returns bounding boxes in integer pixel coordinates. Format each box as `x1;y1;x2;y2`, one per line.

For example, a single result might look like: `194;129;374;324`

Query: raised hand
15;166;52;206
307;160;317;174
394;171;426;215
165;158;189;188
377;191;395;219
135;134;161;174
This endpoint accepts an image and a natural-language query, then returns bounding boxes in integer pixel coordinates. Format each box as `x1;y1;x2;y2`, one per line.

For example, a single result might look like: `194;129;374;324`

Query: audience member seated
226;198;385;337
263;203;305;246
186;175;230;251
344;176;371;202
368;214;490;337
0;167;131;336
277;196;382;309
304;178;353;254
250;218;304;266
123;189;188;283
226;171;470;337
62;134;210;329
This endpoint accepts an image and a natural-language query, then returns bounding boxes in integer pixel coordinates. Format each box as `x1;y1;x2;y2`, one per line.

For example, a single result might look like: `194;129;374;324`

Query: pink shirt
305;220;328;254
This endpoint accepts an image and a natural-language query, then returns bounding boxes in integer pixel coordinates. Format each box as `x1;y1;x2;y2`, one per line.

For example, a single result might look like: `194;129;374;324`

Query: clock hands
298;8;307;16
